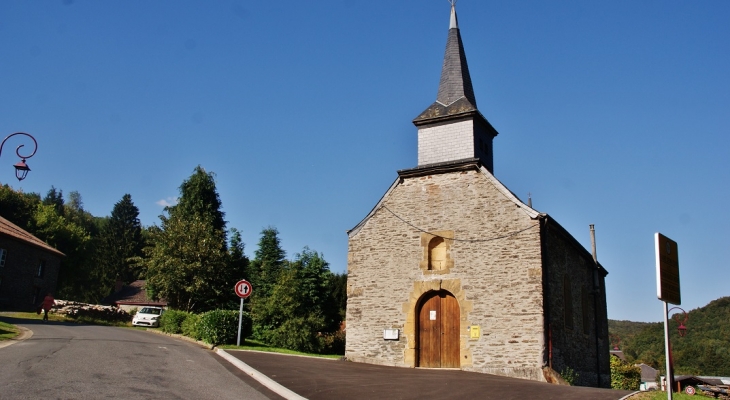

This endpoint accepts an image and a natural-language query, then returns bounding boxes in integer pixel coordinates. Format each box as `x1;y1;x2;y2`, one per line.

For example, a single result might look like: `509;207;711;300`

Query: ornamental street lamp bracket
669;307;689;337
1;132;38;181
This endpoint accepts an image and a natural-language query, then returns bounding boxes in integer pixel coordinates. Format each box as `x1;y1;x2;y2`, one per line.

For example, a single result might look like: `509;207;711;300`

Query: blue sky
1;1;728;323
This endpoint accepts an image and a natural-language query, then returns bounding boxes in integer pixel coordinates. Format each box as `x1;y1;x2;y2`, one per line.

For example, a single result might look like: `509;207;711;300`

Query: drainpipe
590;224;601;387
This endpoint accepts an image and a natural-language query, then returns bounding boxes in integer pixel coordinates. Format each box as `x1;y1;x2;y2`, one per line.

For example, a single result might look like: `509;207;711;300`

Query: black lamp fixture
1;132;38;181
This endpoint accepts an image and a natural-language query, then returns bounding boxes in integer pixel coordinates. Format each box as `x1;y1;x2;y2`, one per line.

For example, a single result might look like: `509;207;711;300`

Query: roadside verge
0;325;33;349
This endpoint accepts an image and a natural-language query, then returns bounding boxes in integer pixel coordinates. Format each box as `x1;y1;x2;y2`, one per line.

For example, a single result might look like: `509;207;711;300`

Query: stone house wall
542;221;610;387
0;236;62;311
347;166;547;381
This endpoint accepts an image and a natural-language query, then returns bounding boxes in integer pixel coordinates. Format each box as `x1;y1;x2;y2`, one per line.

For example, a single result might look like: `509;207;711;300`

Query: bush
159;309;189;334
319;330;345;355
181;313;201;340
560;366;579;386
263;314;325;353
198;310;250;346
610;356;641;390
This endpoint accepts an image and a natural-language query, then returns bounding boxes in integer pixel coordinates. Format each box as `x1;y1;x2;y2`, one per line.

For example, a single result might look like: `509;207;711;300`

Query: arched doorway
417;290;460;368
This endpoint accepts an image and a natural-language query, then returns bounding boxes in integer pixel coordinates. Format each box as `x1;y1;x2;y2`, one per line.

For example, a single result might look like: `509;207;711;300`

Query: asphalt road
0;317;279;400
227;350;635;400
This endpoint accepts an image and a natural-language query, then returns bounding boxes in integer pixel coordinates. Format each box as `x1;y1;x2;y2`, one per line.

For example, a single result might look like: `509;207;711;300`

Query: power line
381;205;539;243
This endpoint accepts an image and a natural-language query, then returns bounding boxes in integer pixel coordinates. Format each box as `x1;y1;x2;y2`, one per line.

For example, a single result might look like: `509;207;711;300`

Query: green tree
31;203;99;301
42;186;64;216
251;247;339;352
97;194;144;291
172;165;226;236
248;227;286;299
0;184;41;229
145;166;234;311
327;272;347;321
228;228;249;279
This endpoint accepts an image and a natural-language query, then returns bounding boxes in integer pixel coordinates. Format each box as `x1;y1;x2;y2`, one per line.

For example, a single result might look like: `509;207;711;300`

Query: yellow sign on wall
469;325;480;339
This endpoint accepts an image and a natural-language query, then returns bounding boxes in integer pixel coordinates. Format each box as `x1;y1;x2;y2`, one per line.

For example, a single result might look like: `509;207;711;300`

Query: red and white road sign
234;280;252;298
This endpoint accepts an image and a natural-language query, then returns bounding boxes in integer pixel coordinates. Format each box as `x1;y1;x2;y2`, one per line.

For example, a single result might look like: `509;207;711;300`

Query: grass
0;320;20;340
219;339;343;359
628;391;701;400
0;311;131;327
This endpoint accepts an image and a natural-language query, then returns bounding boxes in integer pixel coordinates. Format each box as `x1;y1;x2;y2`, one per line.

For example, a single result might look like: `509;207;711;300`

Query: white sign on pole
235;280;252;299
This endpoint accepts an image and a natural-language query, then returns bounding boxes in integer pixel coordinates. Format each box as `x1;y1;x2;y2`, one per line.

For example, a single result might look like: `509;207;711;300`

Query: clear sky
1;1;728;323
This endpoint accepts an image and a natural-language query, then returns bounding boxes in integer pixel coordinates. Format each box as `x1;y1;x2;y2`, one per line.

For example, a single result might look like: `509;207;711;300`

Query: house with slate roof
102;279;167;312
345;3;610;387
0;215;64;311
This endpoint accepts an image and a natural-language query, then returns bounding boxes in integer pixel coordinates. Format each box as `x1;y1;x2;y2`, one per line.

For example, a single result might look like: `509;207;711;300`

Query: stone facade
346;161;610;386
543;221;611;386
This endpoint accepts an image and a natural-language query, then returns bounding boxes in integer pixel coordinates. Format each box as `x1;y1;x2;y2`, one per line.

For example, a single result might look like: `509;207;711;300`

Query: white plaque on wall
383;329;400;340
430;310;437;320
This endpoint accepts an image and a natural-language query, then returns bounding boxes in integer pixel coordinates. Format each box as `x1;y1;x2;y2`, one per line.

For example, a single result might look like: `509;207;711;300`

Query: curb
216;349;307;400
0;325;33;349
618;391;641;400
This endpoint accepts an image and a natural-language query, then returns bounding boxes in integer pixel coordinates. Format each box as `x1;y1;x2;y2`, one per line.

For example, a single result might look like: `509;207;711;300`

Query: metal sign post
655;233;680;400
234;280;252;347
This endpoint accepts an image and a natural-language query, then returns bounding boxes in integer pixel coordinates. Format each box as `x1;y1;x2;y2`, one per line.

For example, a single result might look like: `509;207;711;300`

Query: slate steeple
413;2;499;173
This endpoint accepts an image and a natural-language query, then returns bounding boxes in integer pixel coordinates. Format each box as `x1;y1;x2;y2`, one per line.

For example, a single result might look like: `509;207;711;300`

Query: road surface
0;316;279;399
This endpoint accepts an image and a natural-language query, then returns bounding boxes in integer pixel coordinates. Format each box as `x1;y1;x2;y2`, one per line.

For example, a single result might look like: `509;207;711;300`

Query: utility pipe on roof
590;224;602;387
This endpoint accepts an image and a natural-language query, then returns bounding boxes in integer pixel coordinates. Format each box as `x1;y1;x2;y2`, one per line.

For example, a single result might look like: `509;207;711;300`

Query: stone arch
419;231;454;274
416;289;460;367
402;279;473;368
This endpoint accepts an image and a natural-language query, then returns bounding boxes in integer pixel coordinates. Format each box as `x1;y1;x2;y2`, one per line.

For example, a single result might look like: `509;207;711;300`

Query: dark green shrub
263;314;324;353
181;313;201;340
199;310;250;346
159;309;189;334
319;330;345;355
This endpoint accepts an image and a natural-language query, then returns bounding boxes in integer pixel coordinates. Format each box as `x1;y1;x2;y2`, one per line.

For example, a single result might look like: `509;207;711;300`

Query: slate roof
637;363;658;382
0;215;65;257
102;280;167;306
414;4;490;126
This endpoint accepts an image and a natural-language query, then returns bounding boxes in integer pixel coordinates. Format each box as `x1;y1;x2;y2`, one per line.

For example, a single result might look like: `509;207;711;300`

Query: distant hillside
608;319;656;348
608;296;730;376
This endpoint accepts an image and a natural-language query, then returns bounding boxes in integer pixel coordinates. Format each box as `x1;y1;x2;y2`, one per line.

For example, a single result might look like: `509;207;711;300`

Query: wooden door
418;290;460;368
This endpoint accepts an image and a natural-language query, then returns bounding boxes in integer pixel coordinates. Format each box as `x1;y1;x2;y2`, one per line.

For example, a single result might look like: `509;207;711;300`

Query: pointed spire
414;2;480;123
437;2;476;107
413;2;499;173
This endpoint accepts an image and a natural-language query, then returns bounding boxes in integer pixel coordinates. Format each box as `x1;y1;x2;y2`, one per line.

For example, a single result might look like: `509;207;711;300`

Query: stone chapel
345;4;611;387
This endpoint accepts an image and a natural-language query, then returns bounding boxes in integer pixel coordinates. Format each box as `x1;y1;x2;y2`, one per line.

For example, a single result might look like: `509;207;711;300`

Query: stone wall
347;167;546;380
0;236;61;311
543;221;610;387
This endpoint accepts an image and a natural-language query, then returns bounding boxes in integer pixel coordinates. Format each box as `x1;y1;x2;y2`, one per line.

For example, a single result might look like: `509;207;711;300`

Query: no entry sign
234;280;252;298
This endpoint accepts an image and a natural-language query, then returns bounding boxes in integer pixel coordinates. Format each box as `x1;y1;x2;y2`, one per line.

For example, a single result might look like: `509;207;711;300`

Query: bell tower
413;2;499;173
